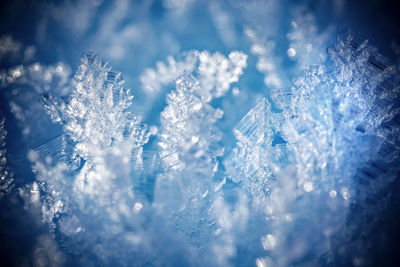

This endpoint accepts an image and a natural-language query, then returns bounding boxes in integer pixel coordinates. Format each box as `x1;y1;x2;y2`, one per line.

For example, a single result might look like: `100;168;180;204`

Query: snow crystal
28;53;152;263
140;50;247;100
158;73;223;173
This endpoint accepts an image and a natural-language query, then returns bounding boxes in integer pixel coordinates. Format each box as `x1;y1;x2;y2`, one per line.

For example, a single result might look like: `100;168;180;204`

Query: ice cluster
26;53;156;264
0;8;399;267
225;30;400;265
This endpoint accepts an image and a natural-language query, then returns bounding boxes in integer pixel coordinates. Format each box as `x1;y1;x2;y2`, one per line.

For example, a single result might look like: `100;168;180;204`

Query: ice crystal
34;51;150;203
223;29;400;265
155;73;222;203
68;54;142;159
154;74;227;260
41;52;150;170
28;53;152;263
140;50;247;100
224;98;280;205
158;73;223;173
140;51;198;94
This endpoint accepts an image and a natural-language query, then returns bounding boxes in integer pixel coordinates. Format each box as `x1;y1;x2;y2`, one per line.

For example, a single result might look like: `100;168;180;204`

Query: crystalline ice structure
224;98;289;206
140;50;247;101
154;74;226;257
34;51;150;203
29;52;152;264
221;29;400;266
140;51;199;94
158;73;223;174
61;52;149;169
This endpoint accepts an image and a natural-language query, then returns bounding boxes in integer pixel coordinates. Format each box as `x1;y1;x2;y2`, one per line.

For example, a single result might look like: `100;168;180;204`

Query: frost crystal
62;52;149;169
154;74;224;253
140;51;198;94
34;51;150;198
223;29;400;265
29;53;151;262
158;73;223;173
224;98;280;204
140;50;247;100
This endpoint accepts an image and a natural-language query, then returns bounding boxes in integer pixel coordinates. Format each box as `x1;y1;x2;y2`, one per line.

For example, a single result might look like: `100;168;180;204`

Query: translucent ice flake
63;52;149;166
28;53;152;262
328;29;394;92
269;87;292;111
233;98;273;145
140;51;198;94
261;234;277;250
223;29;400;266
224;98;287;205
140;50;247;101
272;31;399;265
197;50;247;99
34;52;151;198
158;73;223;174
154;74;227;259
31;134;79;169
